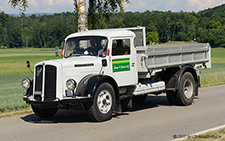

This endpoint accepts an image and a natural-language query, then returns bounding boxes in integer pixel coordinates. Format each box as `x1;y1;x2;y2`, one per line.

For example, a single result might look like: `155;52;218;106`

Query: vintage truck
21;27;211;121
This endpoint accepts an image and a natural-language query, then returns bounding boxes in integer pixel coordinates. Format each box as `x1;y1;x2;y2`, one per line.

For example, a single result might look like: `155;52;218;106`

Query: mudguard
75;74;119;98
166;65;199;95
176;66;198;90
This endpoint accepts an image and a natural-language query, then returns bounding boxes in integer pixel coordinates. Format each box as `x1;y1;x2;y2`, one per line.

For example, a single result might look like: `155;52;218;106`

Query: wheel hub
183;79;194;99
97;90;112;114
102;99;106;105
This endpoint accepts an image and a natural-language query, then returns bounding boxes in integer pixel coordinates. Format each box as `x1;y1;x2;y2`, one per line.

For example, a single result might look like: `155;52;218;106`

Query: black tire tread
88;83;115;122
176;72;196;106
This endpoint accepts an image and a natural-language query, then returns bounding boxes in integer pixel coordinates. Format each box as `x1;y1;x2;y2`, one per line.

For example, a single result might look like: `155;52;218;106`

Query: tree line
0;4;225;48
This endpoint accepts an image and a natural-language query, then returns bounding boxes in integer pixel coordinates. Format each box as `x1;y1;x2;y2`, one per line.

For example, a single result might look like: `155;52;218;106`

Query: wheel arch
165;65;199;95
76;74;119;102
176;66;198;92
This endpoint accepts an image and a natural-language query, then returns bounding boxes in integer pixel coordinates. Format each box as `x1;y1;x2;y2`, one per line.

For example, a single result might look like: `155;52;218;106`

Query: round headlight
66;79;76;90
21;78;31;89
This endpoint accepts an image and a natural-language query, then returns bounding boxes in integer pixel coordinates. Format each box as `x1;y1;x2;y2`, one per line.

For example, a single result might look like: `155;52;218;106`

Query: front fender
75;75;119;98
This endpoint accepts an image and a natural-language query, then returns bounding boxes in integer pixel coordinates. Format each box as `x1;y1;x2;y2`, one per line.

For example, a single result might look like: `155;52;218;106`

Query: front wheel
31;105;58;118
89;83;115;122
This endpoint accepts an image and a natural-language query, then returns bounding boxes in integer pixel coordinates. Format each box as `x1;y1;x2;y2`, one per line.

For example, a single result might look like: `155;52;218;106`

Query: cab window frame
111;38;131;56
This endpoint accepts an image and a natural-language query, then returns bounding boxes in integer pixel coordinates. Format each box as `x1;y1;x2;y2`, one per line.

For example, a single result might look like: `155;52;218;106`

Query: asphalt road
1;85;225;141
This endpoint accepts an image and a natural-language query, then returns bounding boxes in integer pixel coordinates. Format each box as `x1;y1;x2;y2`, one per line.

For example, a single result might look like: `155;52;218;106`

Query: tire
133;94;148;103
89;83;115;122
31;105;58;118
176;72;196;106
166;92;177;105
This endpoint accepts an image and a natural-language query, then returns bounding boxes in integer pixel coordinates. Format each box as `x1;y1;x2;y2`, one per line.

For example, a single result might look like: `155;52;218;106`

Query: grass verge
0;107;32;118
184;128;225;141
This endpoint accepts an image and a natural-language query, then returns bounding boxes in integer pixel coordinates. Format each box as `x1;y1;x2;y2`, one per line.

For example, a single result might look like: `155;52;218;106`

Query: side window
112;39;130;56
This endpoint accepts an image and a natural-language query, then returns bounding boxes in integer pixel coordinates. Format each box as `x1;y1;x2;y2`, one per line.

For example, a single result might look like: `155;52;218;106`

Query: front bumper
23;95;93;109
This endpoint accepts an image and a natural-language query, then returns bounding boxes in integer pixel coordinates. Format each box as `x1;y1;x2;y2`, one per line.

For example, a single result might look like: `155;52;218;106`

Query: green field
0;48;61;113
200;47;225;86
0;47;225;113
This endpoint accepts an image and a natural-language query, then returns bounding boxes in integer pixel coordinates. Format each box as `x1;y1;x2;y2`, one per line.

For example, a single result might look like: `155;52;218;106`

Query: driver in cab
86;38;99;56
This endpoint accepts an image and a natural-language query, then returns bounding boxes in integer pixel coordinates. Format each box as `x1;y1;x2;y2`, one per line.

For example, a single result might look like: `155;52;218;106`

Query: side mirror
102;59;107;67
26;61;30;68
26;60;33;74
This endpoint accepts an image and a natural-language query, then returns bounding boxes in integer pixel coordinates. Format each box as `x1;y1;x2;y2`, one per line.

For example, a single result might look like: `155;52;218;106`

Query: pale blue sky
0;0;225;14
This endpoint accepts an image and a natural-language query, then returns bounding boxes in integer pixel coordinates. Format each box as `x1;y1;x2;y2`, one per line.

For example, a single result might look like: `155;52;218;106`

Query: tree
88;0;129;29
146;31;159;45
9;0;130;32
205;27;225;47
9;0;28;13
74;0;88;31
74;0;130;31
6;16;23;48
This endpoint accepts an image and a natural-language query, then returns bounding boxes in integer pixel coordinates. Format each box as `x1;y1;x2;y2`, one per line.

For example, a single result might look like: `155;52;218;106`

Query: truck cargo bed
137;43;211;73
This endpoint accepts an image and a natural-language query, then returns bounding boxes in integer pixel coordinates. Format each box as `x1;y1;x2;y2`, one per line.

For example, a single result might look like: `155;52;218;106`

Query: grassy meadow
0;48;61;113
200;47;225;86
0;47;225;113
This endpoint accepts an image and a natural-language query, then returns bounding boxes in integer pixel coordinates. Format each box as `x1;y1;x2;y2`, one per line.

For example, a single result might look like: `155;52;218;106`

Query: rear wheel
89;83;115;121
31;105;58;118
177;72;196;105
166;72;196;106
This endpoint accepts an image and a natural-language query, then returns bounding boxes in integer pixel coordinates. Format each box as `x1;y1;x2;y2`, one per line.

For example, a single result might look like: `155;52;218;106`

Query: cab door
109;37;137;86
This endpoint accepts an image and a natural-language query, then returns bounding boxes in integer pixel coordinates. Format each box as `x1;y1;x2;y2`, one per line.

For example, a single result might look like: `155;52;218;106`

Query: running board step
133;81;165;96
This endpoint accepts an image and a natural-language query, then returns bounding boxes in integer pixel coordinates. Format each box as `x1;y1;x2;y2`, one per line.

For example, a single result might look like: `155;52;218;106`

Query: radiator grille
44;65;57;101
35;65;43;92
34;65;57;101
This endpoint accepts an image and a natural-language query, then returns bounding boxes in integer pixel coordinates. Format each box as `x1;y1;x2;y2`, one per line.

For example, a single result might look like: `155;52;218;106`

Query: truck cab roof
65;29;136;40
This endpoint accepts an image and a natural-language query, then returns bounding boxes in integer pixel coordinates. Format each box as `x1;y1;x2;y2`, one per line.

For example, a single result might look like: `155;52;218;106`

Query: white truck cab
22;27;211;121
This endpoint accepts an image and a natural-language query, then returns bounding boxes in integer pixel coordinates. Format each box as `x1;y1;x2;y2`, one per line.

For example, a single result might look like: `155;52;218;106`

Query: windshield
65;36;108;58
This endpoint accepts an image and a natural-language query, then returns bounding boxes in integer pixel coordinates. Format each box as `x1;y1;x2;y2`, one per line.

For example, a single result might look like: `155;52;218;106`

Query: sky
0;0;225;14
